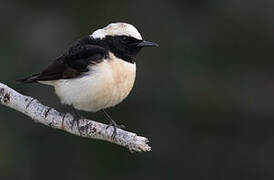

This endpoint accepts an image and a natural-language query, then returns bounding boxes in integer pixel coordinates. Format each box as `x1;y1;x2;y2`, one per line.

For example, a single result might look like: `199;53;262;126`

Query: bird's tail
15;73;40;83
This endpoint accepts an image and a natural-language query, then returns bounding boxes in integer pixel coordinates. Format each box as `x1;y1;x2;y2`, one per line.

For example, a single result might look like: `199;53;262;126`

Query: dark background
1;0;274;179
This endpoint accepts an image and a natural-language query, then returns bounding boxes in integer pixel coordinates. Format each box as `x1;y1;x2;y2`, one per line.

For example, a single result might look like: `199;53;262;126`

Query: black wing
17;36;108;83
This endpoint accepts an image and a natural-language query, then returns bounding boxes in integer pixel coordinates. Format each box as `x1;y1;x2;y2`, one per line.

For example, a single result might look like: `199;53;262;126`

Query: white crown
91;22;142;40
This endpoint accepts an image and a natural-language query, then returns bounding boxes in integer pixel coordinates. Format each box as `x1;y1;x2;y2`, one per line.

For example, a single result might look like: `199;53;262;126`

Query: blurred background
1;0;274;179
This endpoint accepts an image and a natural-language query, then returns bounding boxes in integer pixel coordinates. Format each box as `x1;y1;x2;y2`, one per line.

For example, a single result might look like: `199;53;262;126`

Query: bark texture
0;82;151;152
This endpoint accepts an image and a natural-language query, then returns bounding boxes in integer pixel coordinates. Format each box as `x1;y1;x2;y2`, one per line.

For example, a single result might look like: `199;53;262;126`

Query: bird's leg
102;109;125;139
68;106;84;134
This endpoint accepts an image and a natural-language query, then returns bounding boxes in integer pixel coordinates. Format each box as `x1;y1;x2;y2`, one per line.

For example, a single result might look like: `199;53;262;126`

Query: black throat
80;35;143;63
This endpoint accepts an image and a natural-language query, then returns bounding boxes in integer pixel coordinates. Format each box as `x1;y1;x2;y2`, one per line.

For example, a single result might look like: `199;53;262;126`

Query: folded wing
17;36;108;83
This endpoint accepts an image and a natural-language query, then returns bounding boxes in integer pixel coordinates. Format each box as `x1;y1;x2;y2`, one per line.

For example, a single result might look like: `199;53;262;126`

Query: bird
17;22;158;137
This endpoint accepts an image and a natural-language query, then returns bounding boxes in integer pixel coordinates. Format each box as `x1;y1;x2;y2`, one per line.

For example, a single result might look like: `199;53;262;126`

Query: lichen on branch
0;82;151;152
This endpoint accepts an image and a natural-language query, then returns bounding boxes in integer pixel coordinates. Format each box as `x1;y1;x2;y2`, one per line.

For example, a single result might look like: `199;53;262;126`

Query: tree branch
0;82;151;152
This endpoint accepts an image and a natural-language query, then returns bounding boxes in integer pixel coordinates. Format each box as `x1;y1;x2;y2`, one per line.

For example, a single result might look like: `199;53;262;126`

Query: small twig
0;82;151;152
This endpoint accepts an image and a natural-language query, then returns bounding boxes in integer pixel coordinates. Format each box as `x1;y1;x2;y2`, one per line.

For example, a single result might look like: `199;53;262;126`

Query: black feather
17;34;142;83
15;73;40;83
17;36;108;83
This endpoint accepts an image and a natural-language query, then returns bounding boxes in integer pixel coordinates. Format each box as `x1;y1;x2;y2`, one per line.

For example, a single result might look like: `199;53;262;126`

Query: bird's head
91;22;158;63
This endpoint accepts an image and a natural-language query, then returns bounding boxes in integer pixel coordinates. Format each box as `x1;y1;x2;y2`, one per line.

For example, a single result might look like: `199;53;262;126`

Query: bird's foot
69;106;84;135
71;116;81;133
102;109;125;139
106;119;126;139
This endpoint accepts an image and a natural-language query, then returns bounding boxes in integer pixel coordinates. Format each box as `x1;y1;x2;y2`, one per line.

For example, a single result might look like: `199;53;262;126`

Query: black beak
137;40;159;48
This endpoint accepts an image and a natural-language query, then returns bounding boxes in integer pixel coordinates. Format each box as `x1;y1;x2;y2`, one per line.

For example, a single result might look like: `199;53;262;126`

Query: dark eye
121;37;129;44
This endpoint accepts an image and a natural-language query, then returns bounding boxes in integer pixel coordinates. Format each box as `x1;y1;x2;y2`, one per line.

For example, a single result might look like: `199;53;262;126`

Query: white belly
52;54;136;112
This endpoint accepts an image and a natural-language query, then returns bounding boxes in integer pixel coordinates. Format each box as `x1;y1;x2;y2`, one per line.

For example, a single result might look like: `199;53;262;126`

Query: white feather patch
91;22;143;40
53;53;136;112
